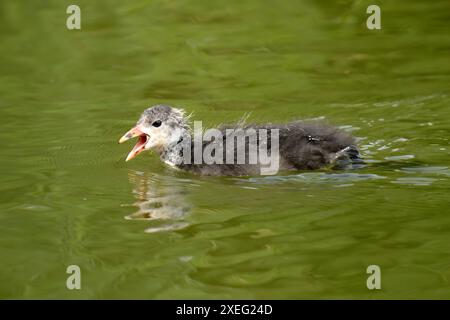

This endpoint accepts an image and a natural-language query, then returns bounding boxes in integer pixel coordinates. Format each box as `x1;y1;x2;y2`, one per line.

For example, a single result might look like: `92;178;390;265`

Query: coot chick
119;105;361;176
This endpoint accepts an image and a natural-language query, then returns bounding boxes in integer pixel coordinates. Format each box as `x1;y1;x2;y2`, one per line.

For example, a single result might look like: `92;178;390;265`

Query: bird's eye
152;120;162;127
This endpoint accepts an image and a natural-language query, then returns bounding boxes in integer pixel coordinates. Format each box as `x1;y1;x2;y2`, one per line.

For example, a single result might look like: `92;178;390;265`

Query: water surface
0;0;449;298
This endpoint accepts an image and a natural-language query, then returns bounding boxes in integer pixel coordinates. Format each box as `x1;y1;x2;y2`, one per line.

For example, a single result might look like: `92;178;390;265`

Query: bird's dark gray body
177;122;360;176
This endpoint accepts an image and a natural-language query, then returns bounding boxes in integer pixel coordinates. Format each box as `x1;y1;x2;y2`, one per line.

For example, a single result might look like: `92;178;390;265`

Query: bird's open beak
119;126;149;161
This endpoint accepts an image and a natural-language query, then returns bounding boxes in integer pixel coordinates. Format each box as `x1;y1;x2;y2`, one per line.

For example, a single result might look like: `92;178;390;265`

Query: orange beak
119;126;149;161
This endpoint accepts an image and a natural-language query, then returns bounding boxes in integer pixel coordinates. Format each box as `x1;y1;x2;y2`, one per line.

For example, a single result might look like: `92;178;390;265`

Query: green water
1;0;449;299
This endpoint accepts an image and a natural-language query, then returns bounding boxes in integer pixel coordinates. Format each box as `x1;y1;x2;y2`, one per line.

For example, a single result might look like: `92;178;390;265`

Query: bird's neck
160;131;191;167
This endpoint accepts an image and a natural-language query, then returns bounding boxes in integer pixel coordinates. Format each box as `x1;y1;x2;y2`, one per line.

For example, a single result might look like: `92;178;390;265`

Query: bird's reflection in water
125;170;191;233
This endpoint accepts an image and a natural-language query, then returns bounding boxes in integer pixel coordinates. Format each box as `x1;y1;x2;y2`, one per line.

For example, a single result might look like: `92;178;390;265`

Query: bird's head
119;105;190;161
